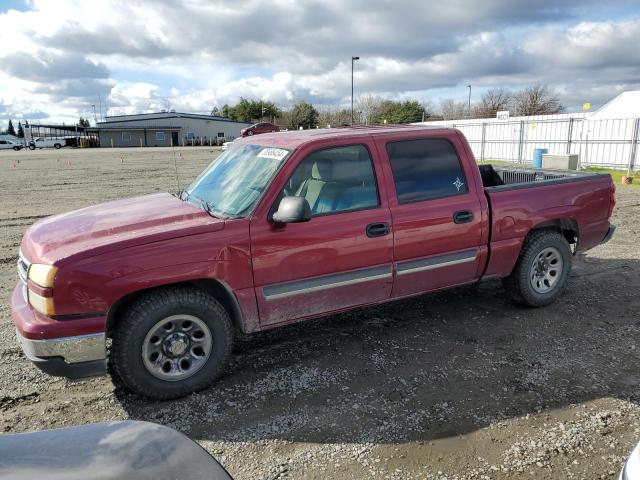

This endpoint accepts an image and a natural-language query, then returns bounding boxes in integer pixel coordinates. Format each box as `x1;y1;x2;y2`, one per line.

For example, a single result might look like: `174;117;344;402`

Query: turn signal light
28;290;56;316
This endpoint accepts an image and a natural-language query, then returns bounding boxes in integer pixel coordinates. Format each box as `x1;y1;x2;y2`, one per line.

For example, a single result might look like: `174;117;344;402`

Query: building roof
590;90;640;120
99;112;253;126
87;125;181;132
234;124;446;149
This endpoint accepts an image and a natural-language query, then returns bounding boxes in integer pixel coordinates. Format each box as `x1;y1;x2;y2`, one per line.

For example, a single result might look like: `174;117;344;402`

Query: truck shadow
115;255;640;445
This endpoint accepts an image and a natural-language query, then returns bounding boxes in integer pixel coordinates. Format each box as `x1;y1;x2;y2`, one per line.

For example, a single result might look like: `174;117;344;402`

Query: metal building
93;112;253;147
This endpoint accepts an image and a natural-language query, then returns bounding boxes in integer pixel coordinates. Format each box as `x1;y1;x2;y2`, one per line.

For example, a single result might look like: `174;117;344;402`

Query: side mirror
272;196;311;224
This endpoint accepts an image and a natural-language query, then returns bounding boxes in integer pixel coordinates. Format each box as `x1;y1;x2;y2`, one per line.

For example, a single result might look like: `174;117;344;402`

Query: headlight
27;264;57;316
28;291;56;316
29;264;58;288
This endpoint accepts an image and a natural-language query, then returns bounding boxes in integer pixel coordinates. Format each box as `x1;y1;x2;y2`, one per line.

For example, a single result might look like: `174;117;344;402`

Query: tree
17;121;24;138
317;106;351;128
438;99;468;120
77;117;90;127
476;88;512;118
354;94;384;125
225;98;282;122
289;101;318;129
7;119;16;136
370;100;425;124
513;85;563;116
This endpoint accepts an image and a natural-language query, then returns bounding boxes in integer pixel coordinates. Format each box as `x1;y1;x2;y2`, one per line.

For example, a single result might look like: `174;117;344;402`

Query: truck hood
22;193;225;265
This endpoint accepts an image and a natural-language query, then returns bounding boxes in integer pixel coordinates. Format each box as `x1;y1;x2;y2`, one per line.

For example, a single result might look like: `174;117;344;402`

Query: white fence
416;113;640;170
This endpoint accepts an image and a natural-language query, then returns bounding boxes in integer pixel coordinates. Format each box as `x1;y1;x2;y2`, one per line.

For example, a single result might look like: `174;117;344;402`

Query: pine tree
7;119;16;136
17;122;24;138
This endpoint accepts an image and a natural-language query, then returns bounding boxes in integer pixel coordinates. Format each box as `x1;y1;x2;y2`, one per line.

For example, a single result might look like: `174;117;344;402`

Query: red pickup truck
12;126;615;399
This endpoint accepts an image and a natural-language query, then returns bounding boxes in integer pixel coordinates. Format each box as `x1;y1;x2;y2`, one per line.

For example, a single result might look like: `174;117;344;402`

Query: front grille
17;250;30;302
17;250;30;284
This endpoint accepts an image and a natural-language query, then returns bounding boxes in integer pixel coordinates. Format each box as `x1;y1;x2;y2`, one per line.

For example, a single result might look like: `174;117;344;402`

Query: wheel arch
529;218;579;248
106;279;246;337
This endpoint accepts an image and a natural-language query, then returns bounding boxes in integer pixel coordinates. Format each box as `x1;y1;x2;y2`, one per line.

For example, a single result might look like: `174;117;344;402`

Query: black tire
503;229;571;307
54;143;61;149
28;144;35;150
111;287;233;400
12;146;20;151
247;130;254;136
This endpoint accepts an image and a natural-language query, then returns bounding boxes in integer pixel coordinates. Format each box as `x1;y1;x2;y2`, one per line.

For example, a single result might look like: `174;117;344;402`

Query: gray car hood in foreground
0;420;233;480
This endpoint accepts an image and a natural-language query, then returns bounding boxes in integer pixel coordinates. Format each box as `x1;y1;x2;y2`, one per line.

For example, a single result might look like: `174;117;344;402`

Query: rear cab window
386;138;468;203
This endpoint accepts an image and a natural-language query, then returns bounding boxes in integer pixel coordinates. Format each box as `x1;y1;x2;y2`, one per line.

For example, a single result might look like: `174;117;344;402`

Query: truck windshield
184;143;291;218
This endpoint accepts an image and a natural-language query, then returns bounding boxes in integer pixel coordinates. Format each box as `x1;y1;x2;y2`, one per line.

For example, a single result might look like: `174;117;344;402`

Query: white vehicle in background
0;139;23;150
28;137;65;150
221;140;234;151
621;440;640;479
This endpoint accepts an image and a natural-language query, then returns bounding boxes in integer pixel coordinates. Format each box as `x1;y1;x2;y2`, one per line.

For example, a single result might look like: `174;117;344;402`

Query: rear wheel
503;230;571;307
111;287;233;399
54;143;61;149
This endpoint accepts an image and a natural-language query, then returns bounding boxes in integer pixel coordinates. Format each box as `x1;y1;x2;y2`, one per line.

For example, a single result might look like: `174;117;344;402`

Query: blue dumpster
533;148;548;169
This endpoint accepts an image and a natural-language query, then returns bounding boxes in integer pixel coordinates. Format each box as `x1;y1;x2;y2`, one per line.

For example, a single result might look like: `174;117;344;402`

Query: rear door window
386;138;468;203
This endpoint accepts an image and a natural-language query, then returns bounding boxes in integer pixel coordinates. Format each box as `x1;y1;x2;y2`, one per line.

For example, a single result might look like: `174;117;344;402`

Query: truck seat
295;157;340;213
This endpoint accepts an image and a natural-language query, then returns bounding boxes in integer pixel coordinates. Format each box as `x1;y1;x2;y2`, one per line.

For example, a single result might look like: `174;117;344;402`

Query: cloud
0;0;639;124
1;51;109;82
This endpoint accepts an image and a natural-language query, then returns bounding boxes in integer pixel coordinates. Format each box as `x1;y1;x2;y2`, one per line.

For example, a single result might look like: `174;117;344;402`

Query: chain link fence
418;114;640;170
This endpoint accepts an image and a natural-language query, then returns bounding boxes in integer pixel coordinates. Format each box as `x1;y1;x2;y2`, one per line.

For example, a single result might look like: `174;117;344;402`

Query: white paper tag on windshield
257;147;288;161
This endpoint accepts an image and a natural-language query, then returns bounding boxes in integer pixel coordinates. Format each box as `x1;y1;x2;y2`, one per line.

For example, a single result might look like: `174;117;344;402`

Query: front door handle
366;222;391;238
453;210;474;224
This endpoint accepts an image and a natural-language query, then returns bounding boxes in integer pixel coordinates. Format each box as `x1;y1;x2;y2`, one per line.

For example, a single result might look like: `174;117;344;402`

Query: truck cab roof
235;124;450;150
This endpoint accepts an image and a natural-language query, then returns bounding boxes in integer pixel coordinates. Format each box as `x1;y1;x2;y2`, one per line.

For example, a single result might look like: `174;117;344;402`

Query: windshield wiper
200;200;221;219
175;189;190;201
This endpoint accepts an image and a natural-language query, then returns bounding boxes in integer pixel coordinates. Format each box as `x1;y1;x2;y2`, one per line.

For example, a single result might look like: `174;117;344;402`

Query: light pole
467;84;472;118
351;56;359;125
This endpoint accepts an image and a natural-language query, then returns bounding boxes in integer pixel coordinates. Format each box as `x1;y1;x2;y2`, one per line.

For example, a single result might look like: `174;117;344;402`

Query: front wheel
12;146;20;151
28;144;35;150
503;230;571;307
247;130;254;136
54;143;61;149
111;288;234;399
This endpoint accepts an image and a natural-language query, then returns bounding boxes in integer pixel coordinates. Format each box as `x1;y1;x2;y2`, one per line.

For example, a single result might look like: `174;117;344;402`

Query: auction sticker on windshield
257;148;289;161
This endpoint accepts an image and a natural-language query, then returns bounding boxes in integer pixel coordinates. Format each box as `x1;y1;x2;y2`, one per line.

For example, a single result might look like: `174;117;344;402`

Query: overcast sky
1;0;639;126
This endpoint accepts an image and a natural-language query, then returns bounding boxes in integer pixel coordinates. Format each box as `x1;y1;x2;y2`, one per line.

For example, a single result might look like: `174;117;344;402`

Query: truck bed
478;163;613;277
478;164;606;191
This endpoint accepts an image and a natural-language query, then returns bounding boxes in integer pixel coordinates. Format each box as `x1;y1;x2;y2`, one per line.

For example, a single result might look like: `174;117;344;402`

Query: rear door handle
366;222;391;238
453;210;474;224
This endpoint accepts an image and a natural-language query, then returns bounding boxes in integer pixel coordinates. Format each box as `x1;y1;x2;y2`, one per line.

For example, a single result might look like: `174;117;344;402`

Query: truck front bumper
11;284;107;379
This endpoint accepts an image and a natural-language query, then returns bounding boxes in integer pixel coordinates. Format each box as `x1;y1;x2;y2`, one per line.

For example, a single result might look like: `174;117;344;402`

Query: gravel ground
1;147;639;479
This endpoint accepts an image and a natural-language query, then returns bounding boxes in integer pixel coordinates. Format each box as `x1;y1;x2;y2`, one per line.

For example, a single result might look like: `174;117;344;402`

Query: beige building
92;112;253;147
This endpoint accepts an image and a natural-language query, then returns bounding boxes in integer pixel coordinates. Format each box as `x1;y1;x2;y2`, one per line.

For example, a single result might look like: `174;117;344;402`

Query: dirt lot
1;146;640;479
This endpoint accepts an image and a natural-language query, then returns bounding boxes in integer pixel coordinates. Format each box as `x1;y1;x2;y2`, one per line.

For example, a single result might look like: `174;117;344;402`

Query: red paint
12;126;614;342
12;285;106;340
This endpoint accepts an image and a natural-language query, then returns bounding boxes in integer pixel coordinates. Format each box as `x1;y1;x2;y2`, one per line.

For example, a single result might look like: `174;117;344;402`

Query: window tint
386;138;468;203
281;145;379;215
